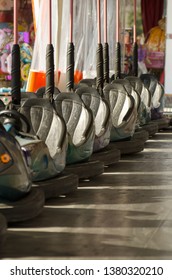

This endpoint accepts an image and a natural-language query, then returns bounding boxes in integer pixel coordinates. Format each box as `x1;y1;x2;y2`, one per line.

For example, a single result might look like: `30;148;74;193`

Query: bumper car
103;80;144;155
75;86;120;166
0;125;45;222
53;90;104;179
125;76;158;136
140;74;170;130
111;78;149;142
19;97;78;198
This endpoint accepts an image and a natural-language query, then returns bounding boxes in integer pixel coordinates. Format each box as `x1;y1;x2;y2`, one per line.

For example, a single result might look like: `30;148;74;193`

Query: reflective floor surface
1;131;172;260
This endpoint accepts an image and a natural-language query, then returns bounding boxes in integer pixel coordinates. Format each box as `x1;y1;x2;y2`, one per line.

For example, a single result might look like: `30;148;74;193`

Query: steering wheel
0;110;30;133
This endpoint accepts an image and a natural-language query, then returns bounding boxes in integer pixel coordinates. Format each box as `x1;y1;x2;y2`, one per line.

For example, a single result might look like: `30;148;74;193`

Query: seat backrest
76;86;110;137
140;74;164;109
125;76;152;108
141;86;151;108
21;92;38;99
54;92;94;147
78;78;96;88
151;82;164;109
19;98;67;159
125;76;143;94
112;79;141;111
76;87;100;117
140;74;157;96
103;83;135;127
35;86;60;99
110;89;135;127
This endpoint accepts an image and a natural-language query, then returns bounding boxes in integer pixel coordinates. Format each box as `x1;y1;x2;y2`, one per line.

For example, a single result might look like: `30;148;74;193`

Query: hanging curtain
26;0;58;92
141;0;164;37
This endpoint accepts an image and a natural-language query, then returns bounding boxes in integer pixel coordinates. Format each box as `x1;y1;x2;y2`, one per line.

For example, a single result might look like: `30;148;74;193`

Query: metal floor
2;130;172;260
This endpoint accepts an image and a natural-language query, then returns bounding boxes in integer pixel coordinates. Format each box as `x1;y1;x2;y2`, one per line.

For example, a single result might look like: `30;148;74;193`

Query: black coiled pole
11;44;21;105
132;42;138;77
66;42;74;92
45;44;54;103
103;0;109;84
103;42;109;83
114;42;121;80
66;0;74;92
133;0;138;76
96;43;104;91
